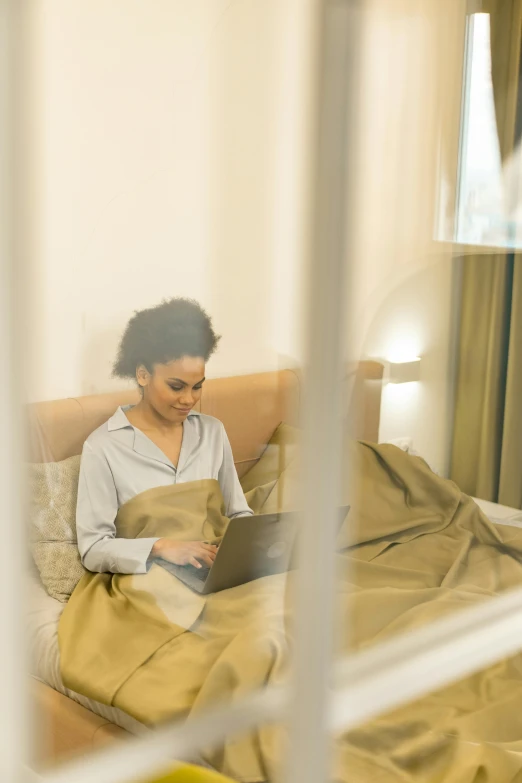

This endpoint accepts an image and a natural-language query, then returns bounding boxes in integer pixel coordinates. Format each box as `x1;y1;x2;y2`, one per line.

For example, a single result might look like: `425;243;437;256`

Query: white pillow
383;438;441;476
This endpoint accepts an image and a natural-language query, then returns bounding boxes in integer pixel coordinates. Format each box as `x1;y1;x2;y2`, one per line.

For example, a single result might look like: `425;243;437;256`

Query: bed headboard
27;364;383;476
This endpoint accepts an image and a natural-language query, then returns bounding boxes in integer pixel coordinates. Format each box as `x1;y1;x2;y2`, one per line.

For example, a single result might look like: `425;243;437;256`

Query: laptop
157;506;349;594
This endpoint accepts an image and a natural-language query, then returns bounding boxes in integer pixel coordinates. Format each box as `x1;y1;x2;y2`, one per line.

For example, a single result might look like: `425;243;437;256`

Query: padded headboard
27;364;383;476
27;371;301;477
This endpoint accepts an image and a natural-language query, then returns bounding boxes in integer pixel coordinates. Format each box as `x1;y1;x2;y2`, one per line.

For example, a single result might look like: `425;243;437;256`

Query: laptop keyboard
187;563;210;581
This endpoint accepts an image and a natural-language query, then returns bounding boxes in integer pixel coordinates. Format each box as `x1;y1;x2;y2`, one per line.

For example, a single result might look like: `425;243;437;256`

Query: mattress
27;573;143;734
28;496;522;732
472;497;522;528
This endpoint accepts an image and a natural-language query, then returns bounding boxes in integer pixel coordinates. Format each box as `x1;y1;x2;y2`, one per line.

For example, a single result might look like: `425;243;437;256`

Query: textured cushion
28;455;86;602
240;423;300;492
240;423;300;514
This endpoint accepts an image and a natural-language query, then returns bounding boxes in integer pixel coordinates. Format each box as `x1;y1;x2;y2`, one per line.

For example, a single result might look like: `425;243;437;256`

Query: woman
76;298;253;574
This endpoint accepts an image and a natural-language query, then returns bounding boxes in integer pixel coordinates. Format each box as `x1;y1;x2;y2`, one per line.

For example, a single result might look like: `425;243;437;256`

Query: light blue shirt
76;406;253;574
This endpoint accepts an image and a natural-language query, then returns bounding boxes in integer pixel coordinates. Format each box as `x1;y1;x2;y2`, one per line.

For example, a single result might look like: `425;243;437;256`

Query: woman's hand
152;539;218;569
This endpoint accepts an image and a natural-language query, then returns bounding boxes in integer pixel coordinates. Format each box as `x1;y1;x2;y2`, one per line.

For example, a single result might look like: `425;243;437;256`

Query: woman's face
138;355;205;424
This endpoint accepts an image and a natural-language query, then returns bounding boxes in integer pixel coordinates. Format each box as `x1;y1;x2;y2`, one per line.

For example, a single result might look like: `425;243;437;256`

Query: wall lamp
386;357;421;384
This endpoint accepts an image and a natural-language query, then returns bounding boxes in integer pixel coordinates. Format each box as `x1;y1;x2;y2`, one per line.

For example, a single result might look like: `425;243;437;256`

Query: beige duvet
59;442;522;782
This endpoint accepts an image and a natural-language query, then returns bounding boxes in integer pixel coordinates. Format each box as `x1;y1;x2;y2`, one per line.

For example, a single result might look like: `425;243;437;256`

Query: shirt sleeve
76;442;159;574
218;423;253;519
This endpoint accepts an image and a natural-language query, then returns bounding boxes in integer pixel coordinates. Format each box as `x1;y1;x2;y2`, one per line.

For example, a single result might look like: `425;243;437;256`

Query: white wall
25;0;465;475
357;257;460;476
348;0;466;475
26;0;311;400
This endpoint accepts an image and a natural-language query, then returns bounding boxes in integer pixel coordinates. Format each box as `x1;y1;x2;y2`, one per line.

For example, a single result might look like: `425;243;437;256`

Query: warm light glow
387;379;419;387
381;379;422;438
386;351;422;365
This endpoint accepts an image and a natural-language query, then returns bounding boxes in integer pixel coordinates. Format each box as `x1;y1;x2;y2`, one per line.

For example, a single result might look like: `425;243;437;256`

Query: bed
472;497;522;528
28;363;384;766
27;363;522;780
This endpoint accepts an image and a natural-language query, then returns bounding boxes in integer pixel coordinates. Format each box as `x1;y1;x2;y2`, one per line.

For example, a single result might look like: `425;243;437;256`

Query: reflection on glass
453;12;522;248
457;13;506;246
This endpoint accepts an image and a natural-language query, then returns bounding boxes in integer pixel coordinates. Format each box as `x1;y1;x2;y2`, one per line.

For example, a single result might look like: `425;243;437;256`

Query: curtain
450;0;522;506
485;0;522;158
451;254;522;505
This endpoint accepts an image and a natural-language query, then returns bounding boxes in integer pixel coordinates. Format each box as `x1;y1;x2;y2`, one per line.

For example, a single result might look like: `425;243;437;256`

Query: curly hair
112;298;220;379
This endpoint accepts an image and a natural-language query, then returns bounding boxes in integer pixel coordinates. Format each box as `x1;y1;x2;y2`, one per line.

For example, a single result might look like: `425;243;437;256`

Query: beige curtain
450;0;522;505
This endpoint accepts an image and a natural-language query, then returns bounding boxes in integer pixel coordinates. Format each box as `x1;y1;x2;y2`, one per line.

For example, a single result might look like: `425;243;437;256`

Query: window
443;12;522;248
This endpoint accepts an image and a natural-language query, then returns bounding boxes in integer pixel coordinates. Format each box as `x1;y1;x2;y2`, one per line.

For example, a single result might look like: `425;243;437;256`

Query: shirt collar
107;405;200;432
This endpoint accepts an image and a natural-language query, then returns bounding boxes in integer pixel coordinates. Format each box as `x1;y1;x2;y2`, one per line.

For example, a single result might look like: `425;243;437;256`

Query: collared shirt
76;406;253;575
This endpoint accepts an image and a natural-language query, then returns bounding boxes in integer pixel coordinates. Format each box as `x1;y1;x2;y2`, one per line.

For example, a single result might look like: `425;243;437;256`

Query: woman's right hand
151;539;218;569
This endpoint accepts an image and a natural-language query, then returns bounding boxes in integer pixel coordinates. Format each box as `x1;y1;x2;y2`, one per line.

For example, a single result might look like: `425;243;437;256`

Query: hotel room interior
3;0;522;781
